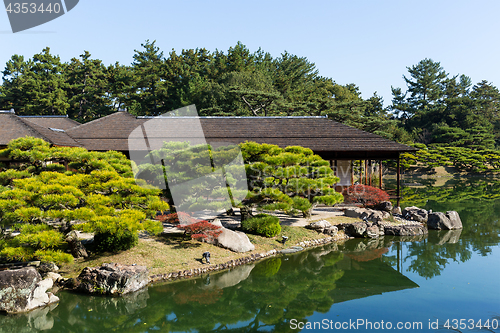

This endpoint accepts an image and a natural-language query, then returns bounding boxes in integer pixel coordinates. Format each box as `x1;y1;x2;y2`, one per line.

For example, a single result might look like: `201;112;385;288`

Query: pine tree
65;51;112;121
130;40;169;116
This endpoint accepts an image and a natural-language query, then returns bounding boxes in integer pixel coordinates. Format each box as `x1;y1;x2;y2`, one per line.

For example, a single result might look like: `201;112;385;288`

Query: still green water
2;178;500;332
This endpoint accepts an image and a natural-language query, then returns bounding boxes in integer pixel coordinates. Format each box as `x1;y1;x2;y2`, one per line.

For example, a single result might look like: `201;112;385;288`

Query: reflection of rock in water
50;288;150;330
203;263;255;289
0;302;58;332
429;229;462;245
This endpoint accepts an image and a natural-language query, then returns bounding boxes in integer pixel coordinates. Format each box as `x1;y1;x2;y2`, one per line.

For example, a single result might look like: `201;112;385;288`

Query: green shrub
242;214;281;237
34;249;73;264
93;230;138;253
292;196;312;217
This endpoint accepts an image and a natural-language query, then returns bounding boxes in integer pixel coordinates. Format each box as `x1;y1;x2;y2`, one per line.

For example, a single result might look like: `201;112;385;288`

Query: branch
241;96;261;116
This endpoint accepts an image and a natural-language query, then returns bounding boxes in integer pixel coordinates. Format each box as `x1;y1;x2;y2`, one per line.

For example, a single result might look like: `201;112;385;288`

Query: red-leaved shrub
156;212;195;224
177;220;222;243
342;185;390;207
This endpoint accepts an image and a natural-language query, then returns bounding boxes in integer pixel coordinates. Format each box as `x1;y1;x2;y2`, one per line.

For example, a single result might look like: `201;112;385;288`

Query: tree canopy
2;44;500;151
0;137;169;263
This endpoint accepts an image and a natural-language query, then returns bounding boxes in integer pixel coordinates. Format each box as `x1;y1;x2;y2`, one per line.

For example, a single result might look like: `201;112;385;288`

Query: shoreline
148;232;349;284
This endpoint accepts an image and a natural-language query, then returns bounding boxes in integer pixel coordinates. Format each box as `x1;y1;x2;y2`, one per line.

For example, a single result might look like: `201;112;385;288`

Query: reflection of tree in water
395;178;500;279
49;247;345;333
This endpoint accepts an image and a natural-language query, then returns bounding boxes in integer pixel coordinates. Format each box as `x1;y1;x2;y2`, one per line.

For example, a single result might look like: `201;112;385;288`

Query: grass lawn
58;223;348;279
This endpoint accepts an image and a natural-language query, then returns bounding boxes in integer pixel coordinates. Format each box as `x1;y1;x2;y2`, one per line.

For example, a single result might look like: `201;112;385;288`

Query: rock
445;211;463;229
0;267;59;313
428;212;462;230
217;227;255;253
366;225;382;238
384;224;428;236
367;210;384;223
37;262;59;274
344;222;367;238
323;226;338;236
76;263;149;296
402;206;428;223
376;201;393;212
393;206;402;215
306;220;332;233
65;230;88;258
45;272;62;283
344;207;368;218
344;208;389;223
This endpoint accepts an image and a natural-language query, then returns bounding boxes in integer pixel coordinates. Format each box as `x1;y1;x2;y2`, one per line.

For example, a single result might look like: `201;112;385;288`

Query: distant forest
1;41;499;150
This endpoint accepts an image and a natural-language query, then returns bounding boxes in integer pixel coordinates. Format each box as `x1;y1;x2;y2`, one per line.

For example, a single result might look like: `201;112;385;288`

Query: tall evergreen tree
0;54;31;111
403;58;448;113
64;51;111;121
130;40;168;116
21;48;69;115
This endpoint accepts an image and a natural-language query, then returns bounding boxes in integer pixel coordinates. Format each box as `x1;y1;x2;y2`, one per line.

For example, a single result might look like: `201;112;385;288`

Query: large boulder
446;211;463;229
212;218;255;252
217;228;255;252
76;263;149;296
402;206;428;223
0;267;59;313
428;212;462;230
306;220;332;233
344;222;367;238
384;224;428;236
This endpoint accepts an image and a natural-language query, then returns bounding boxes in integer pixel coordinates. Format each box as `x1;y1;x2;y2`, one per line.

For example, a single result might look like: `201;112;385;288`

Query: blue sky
1;0;499;106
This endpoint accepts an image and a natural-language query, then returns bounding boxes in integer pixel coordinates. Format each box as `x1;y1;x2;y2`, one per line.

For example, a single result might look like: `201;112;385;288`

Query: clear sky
1;0;499;106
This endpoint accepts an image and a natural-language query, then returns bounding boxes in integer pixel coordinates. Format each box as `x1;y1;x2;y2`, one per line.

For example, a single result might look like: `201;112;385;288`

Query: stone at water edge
384;224;428;236
0;267;59;314
76;263;149;296
393;206;402;215
323;226;338;236
344;222;367;238
428;212;462;230
402;206;428;223
365;225;383;238
445;211;463;229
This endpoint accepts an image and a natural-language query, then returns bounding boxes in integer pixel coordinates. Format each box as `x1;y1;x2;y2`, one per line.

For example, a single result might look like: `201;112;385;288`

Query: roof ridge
16;117;54;143
65;111;135;133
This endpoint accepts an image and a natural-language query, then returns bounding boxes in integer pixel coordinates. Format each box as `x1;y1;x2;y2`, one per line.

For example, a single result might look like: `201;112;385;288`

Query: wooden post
365;160;368;185
397;155;401;207
379;160;383;189
368;160;372;186
359;160;362;185
350;160;354;186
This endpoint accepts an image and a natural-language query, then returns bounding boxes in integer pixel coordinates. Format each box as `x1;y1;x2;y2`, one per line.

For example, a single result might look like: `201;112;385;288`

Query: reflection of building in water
333;250;419;303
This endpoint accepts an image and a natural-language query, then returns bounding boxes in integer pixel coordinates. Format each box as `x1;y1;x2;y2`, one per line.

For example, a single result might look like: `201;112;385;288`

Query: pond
2;178;500;332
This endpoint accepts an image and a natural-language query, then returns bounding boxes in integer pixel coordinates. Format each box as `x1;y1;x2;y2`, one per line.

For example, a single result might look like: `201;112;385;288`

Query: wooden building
1;110;416;201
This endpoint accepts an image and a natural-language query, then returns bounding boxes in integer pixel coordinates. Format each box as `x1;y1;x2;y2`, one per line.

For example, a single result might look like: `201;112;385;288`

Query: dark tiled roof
0;113;81;147
69;112;416;158
20;116;81;131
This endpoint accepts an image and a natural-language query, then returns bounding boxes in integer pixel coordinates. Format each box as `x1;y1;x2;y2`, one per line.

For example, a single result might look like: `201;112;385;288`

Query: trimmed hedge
241;213;281;238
